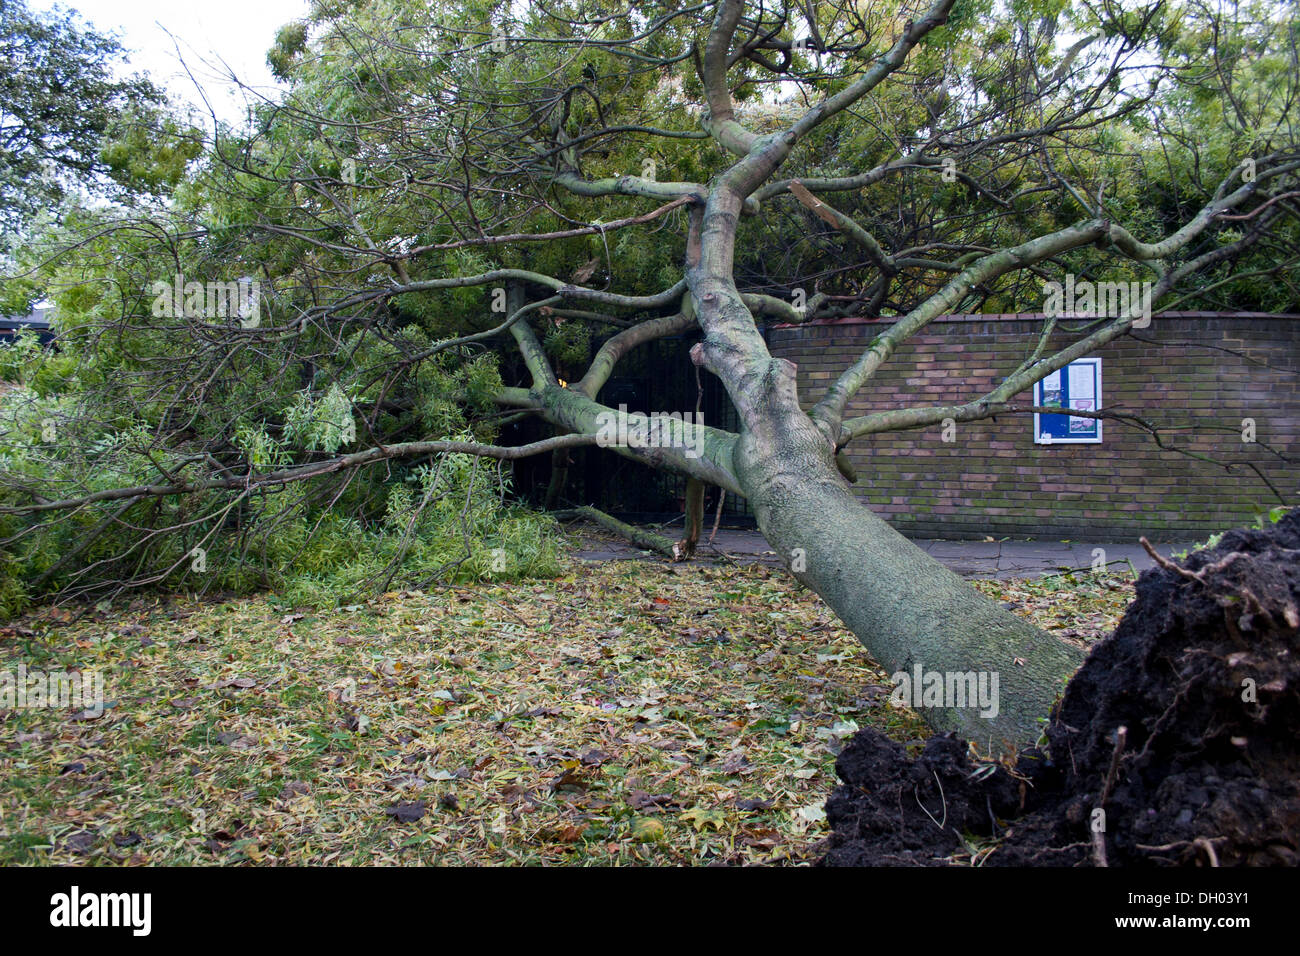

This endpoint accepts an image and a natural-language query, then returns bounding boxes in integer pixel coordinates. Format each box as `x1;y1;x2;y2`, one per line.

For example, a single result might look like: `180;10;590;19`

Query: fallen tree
3;0;1298;750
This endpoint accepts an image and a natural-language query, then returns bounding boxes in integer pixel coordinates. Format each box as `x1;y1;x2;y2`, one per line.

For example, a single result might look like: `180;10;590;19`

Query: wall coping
768;310;1300;330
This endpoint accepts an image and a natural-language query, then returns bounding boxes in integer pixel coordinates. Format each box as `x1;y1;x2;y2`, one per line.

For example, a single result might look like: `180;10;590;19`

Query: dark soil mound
821;511;1300;866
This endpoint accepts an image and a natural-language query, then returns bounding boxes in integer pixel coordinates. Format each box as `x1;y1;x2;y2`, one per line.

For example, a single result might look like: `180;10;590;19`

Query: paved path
571;526;1195;579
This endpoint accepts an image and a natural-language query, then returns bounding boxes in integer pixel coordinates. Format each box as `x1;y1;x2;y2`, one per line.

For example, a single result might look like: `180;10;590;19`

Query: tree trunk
543;446;570;509
729;379;1083;751
667;114;1087;751
674;477;706;560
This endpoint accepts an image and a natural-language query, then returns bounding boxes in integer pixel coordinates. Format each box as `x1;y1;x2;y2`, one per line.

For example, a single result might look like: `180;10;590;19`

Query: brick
772;314;1298;536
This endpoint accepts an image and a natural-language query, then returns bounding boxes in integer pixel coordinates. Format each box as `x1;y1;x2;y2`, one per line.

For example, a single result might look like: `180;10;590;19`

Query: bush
0;334;561;618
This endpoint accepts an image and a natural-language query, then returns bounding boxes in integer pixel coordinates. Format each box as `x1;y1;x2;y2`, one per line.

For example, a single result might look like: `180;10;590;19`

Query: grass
0;556;1135;866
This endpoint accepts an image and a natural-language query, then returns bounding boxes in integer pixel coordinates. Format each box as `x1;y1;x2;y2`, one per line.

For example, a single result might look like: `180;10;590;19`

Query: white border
1034;357;1102;444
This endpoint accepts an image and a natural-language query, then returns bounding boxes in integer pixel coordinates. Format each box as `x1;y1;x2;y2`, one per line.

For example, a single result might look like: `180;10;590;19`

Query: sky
30;0;309;127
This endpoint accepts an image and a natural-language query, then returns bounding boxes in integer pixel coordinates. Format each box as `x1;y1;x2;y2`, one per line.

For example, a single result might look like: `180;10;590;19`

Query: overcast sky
31;0;309;126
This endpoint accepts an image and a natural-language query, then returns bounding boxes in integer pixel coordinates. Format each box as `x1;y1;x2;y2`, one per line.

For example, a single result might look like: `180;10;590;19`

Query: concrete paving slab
926;541;1003;558
568;523;1199;580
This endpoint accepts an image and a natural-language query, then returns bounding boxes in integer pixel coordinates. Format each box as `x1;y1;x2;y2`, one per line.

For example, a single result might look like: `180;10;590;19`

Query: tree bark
674;477;706;560
671;271;1081;749
543;446;570;509
676;4;1086;745
729;391;1082;750
558;505;677;558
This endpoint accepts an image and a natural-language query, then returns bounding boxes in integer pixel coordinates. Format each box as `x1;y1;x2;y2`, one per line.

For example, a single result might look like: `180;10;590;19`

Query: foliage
1;0;1295;614
0;0;200;268
0;329;558;618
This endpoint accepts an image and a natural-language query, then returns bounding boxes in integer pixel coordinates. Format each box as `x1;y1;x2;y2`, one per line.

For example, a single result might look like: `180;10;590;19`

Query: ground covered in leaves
0;558;1132;866
822;512;1300;867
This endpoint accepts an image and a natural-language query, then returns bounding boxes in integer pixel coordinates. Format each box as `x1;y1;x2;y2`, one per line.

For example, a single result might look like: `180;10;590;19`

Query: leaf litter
0;558;1130;865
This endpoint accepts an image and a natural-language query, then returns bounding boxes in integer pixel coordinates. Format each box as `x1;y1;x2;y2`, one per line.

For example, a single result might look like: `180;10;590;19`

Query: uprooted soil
821;511;1300;866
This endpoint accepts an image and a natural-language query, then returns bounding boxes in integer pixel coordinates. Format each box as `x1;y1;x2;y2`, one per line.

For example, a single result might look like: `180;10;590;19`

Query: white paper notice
1068;364;1095;403
1067;363;1096;432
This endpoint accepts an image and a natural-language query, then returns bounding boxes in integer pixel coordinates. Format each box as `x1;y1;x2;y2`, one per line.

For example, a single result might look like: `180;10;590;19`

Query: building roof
0;306;52;333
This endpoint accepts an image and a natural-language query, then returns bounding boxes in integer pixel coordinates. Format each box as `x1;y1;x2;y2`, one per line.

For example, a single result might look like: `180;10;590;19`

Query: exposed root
823;512;1300;867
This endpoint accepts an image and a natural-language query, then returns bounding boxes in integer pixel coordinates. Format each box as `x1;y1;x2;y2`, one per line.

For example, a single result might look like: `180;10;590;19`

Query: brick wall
767;313;1299;540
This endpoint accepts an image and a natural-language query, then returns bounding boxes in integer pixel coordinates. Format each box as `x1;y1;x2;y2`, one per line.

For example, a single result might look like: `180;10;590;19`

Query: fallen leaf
630;817;665;842
627;790;678;811
680;807;726;832
386;801;427;823
213;677;256;690
63;830;96;855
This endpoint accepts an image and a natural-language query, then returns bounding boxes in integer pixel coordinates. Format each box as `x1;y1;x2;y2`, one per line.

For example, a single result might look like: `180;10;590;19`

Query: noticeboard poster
1034;358;1102;444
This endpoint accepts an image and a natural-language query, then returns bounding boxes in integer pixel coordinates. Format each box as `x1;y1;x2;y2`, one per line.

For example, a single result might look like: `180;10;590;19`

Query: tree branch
1;434;605;516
